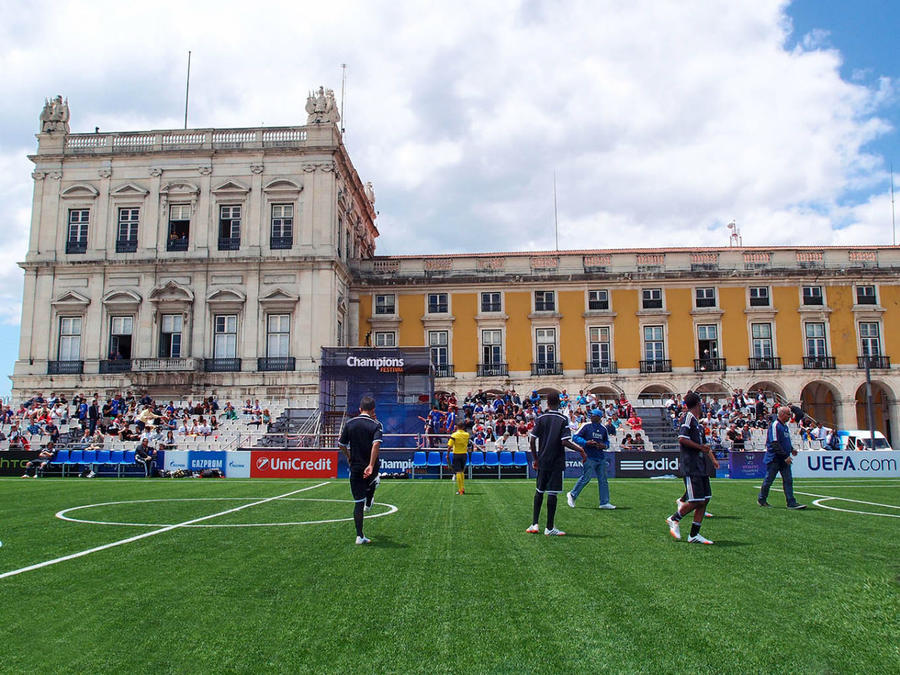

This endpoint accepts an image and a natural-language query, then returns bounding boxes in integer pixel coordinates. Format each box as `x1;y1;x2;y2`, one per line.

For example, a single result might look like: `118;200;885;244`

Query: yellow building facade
354;247;900;443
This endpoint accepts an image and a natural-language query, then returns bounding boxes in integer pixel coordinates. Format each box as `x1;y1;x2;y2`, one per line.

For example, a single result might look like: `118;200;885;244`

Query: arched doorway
693;382;730;400
748;381;786;404
855;381;895;444
638;384;674;406
800;380;838;427
588;385;623;402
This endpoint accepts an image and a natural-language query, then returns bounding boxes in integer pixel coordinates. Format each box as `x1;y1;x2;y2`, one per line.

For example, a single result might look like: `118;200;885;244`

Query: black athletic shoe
787;503;807;510
758;500;772;507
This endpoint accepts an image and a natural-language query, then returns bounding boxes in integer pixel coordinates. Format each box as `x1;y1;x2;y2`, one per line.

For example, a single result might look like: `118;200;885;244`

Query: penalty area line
0;482;330;581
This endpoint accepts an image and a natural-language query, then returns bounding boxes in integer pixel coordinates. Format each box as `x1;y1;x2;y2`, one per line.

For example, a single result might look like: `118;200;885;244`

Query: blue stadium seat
469;451;484;466
426;451;442;467
413;451;427;467
513;451;528;466
81;450;97;465
122;450;136;465
499;451;513;466
54;449;70;477
484;452;499;467
67;450;83;465
109;449;124;465
95;450;110;465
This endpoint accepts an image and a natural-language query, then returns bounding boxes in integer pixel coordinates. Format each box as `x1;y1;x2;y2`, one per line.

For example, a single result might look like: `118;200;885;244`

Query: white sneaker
566;492;576;508
704;511;713;518
88;471;96;478
688;534;714;545
355;536;371;545
598;503;616;510
544;527;566;536
364;501;372;513
525;523;540;534
666;517;681;540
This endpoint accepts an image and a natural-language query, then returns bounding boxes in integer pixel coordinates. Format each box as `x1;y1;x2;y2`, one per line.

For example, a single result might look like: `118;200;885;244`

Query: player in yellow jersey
447;421;470;494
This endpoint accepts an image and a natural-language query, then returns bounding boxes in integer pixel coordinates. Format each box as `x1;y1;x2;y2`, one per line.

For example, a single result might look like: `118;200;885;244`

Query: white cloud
0;0;896;330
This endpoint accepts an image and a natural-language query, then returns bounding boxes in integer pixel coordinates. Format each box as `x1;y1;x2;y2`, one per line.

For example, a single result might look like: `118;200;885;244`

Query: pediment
111;182;150;197
149;280;194;303
263;178;302;194
51;290;91;307
102;289;142;306
60;183;99;199
259;287;299;305
207;288;247;304
160;181;200;196
212;180;250;195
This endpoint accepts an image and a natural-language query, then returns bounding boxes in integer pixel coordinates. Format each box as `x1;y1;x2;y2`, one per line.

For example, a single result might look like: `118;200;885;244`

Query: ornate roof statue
305;86;341;125
40;95;70;134
364;181;376;205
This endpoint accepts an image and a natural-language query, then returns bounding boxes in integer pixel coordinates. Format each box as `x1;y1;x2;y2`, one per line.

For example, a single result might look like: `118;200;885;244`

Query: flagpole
184;50;192;130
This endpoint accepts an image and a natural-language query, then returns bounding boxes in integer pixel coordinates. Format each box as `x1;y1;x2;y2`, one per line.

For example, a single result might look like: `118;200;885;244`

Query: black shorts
536;468;563;494
451;453;467;472
350;470;380;502
683;475;712;502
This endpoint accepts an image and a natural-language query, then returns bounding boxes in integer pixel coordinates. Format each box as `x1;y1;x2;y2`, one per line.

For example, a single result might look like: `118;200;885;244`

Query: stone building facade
12;96;900;442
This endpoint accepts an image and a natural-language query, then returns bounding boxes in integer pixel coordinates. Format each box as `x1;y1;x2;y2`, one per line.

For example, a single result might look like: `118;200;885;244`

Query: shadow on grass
706;540;751;547
371;536;409;549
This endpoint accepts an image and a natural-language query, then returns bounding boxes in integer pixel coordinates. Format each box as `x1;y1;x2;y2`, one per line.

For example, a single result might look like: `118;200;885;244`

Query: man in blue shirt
567;409;615;509
757;406;807;509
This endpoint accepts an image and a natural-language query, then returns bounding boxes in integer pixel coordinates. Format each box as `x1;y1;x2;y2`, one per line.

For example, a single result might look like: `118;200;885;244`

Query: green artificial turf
0;477;897;674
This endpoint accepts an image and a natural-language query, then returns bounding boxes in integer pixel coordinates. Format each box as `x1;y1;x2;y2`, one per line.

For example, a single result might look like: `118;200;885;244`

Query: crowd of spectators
420;388;648;452
2;391;273;477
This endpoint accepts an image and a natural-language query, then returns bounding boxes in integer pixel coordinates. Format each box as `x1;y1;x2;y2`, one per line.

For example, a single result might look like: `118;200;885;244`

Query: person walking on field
527;392;586;536
338;396;383;545
757;406;807;510
447;420;470;495
666;392;719;544
567;409;615;509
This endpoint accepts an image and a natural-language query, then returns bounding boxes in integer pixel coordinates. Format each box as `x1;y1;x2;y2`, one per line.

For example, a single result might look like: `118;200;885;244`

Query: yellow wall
612;289;639;368
397;294;424;346
773;286;802;365
505;291;531;369
558;290;584;368
880;284;900;358
358;294;372;344
826;284;856;364
452;292;477;371
666;288;693;367
719;286;749;364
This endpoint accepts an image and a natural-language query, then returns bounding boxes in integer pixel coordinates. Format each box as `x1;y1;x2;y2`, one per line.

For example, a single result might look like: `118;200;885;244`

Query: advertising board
728;452;767;479
791;451;900;478
249;450;338;478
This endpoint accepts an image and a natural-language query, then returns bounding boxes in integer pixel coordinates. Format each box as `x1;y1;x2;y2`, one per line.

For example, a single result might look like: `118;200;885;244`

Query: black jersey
529;410;572;471
338;414;384;471
678;411;708;477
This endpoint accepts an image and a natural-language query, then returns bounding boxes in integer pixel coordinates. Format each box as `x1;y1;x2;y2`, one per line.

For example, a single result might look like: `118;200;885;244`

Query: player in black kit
338;396;383;545
666;391;719;544
527;392;586;536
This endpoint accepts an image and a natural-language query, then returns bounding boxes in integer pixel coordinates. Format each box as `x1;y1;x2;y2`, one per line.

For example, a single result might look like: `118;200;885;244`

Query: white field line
769;487;900;519
0;482;329;580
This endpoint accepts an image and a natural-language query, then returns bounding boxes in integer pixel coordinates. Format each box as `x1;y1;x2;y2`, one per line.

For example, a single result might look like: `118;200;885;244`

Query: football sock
457;472;465;492
670;511;683;522
532;491;544;524
546;494;558;530
690;521;702;538
354;501;365;537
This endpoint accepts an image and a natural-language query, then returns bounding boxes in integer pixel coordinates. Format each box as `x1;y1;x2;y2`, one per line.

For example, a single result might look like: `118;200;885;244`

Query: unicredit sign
250;451;338;478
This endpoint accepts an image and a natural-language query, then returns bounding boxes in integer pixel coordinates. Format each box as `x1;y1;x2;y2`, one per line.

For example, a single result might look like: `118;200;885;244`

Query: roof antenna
727;220;742;247
553;170;559;251
183;50;192;129
340;63;347;135
891;161;896;246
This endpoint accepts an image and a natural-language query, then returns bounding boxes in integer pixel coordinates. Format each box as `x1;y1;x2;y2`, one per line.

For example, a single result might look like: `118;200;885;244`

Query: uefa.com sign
249;451;338;478
345;356;405;373
792;451;900;478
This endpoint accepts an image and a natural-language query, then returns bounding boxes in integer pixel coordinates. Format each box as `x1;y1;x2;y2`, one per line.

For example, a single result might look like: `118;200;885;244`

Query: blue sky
0;0;897;399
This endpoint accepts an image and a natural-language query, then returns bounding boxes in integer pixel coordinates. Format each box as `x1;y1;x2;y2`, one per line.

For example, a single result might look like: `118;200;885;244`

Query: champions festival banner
728;452;768;479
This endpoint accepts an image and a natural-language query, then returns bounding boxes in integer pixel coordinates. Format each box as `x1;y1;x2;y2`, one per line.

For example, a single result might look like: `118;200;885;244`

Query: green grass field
0;476;897;674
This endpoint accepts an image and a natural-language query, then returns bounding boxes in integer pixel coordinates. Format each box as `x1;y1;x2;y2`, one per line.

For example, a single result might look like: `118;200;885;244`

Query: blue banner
728;451;767;479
